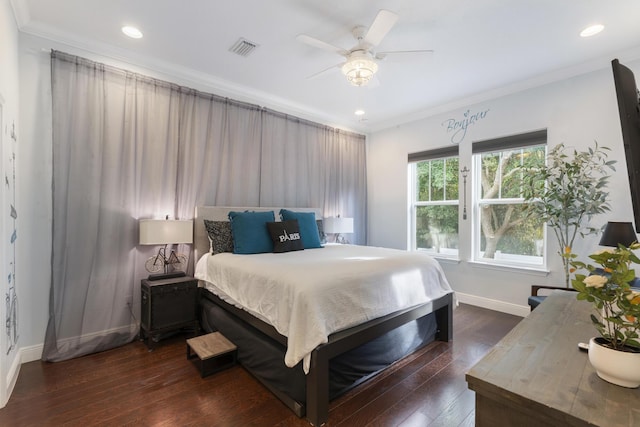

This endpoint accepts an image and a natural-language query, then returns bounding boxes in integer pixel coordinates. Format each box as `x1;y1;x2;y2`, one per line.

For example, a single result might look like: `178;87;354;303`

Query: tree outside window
411;156;459;257
474;145;546;266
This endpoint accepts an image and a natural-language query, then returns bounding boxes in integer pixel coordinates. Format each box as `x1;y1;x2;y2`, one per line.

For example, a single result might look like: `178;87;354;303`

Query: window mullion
443;158;447;201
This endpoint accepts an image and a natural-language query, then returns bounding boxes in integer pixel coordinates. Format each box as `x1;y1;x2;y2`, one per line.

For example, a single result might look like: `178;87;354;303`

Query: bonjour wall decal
441;108;490;144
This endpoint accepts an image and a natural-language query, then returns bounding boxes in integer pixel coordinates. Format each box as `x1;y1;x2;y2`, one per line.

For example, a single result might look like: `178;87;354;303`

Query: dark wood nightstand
140;275;199;350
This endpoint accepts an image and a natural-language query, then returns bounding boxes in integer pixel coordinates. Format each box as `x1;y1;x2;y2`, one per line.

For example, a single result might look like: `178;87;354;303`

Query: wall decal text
442;108;490;144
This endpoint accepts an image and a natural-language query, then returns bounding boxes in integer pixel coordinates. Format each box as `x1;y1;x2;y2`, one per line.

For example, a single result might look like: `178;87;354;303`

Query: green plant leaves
572;242;640;350
520;141;616;287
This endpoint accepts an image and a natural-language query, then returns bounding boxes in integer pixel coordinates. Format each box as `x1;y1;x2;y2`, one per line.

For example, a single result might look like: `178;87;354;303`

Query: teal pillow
228;210;275;254
279;209;322;249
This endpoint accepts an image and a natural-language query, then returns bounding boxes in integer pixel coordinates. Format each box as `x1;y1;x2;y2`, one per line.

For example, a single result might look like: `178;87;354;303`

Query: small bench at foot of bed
187;332;238;378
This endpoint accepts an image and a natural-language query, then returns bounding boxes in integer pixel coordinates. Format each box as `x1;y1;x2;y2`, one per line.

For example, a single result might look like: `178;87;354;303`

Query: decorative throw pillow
316;219;326;244
279;209;323;249
203;220;234;255
228;210;275;254
267;220;304;253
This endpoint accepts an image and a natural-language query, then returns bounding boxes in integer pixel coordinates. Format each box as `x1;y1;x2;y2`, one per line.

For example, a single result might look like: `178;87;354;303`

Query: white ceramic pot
588;337;640;388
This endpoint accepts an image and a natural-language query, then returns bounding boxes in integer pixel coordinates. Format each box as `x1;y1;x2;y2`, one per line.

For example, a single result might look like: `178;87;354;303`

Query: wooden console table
466;290;640;427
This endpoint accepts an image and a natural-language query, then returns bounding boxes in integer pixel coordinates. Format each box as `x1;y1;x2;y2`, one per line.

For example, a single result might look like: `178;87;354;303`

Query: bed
193;206;454;426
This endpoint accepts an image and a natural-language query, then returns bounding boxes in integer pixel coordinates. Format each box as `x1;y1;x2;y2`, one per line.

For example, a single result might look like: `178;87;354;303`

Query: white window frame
408;153;460;259
471;135;548;270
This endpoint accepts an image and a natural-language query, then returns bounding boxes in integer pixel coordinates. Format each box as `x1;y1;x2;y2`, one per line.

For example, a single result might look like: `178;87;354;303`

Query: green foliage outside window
478;146;546;261
414;144;552;265
416;205;458;251
415;158;459;254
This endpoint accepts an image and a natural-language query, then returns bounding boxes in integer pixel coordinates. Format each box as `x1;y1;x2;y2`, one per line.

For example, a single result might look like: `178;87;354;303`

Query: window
409;147;459;258
472;130;547;267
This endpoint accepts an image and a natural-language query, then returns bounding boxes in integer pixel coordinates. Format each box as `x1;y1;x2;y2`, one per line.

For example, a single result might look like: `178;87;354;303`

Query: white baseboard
2;326;133;408
1;343;44;409
50;324;138;357
20;343;44;363
2;351;20;409
456;292;530;317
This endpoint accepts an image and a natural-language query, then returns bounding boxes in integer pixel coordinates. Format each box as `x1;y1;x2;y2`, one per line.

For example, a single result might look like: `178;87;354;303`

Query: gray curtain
44;51;366;361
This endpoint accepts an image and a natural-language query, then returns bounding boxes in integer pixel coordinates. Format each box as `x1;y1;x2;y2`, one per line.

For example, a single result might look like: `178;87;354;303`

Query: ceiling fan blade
364;9;399;47
297;34;349;56
305;61;345;80
376;49;434;60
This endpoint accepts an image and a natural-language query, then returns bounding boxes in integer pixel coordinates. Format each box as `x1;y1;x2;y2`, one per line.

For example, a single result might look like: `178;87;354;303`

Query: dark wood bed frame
193;206;454;426
200;287;453;426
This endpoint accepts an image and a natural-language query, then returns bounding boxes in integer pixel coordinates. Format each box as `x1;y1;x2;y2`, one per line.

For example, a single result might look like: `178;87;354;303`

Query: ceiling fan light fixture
341;54;378;86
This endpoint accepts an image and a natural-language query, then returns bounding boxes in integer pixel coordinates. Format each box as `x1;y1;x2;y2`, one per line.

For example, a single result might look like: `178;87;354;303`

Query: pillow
203;220;234;255
228;210;275;254
266;220;304;253
279;209;322;249
316;219;326;244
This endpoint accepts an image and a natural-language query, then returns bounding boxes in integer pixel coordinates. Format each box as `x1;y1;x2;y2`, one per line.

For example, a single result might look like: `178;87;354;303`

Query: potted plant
521;142;615;287
568;243;640;388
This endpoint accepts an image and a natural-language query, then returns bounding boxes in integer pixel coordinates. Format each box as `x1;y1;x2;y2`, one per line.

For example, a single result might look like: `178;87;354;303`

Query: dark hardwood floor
0;304;521;426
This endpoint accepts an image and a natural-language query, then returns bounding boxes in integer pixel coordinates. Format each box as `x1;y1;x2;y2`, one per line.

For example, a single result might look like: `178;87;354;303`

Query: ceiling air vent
229;38;259;57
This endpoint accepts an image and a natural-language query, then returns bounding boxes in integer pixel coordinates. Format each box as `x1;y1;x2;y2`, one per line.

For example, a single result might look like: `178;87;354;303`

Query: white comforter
195;244;453;373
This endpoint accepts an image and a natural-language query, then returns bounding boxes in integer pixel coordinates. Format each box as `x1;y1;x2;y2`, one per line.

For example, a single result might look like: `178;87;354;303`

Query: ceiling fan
297;9;433;87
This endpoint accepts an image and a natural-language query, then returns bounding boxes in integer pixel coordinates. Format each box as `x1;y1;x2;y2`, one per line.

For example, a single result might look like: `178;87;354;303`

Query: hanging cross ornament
460;166;469;220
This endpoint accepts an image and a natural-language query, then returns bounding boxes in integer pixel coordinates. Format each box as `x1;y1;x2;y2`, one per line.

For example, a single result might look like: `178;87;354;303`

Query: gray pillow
316;219;326;244
203;220;234;254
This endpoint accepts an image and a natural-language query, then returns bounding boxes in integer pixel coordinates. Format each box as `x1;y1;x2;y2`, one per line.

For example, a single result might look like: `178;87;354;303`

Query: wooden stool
186;332;237;377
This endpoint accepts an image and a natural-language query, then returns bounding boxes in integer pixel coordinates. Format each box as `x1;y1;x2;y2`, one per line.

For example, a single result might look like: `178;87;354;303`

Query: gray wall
367;59;640;316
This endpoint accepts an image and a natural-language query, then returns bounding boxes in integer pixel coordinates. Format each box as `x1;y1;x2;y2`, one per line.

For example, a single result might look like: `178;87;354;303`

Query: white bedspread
195;244;454;373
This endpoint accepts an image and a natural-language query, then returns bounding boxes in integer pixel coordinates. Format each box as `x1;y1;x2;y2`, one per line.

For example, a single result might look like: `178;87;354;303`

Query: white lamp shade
323;217;354;234
139;219;193;245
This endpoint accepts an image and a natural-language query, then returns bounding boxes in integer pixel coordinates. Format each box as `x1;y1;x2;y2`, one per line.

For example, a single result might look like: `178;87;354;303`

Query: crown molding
9;0;30;28
18;21;369;135
368;46;640;133
18;3;639;137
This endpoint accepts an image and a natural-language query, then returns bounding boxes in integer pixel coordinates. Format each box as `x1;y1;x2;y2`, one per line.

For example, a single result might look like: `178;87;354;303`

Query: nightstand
140;275;199;350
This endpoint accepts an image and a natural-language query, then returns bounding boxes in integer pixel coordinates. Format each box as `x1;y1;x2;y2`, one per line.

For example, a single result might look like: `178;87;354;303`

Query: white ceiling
11;0;640;133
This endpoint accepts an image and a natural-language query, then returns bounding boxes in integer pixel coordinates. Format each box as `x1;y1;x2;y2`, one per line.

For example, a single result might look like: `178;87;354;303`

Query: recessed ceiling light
354;109;365;116
580;24;604;38
122;26;143;39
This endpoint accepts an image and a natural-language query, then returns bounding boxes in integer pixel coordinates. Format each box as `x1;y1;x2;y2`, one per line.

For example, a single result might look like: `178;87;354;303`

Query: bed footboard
199;288;453;426
305;292;453;426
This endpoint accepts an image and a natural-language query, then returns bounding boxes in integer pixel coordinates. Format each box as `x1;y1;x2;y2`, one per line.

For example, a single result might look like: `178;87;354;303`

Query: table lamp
139;218;193;280
599;221;637;247
323;216;354;244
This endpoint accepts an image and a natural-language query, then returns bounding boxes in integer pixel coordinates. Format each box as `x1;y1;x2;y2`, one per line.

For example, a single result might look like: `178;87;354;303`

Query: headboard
193;206;323;262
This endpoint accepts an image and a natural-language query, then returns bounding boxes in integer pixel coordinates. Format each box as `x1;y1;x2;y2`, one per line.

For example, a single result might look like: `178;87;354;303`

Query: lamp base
147;271;186;281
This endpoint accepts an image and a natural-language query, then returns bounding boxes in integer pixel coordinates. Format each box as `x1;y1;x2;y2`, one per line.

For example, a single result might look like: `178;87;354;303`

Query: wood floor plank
426;388;476;427
0;304;521;426
329;343;450;422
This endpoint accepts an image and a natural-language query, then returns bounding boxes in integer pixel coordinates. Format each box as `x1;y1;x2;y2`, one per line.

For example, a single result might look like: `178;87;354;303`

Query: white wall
0;2;59;410
0;0;21;408
16;39;52;361
367;59;640;316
